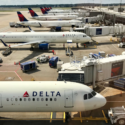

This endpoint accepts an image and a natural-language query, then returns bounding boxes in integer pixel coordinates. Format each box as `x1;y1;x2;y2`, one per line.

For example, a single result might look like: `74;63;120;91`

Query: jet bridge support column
93;64;96;89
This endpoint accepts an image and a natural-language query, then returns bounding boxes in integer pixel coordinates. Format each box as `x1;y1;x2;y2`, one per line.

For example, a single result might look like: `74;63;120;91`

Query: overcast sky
0;0;125;5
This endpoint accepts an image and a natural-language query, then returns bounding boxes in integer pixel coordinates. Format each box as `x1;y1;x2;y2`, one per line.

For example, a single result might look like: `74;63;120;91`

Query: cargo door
64;90;73;108
0;94;3;108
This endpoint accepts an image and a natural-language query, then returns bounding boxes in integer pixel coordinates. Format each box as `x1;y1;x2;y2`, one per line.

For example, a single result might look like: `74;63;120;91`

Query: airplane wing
10;40;49;47
1;39;49;48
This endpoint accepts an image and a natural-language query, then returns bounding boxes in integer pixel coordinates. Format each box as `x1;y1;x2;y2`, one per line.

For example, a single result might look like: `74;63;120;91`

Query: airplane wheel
117;119;125;125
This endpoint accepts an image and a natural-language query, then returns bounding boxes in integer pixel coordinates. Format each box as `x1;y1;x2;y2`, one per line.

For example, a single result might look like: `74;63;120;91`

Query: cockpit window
83;35;86;37
84;94;87;100
88;93;93;99
91;91;96;96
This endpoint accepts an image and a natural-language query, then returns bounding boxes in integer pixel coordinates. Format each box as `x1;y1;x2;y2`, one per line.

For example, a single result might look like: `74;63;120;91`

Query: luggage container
49;56;58;68
39;43;49;50
113;79;125;90
20;61;37;72
98;51;105;57
107;54;116;57
89;53;103;59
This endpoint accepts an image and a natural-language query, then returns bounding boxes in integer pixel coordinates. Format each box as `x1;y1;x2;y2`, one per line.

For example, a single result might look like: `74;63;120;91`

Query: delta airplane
0;81;106;112
44;7;71;13
17;12;84;29
40;7;79;16
28;8;78;20
0;26;91;49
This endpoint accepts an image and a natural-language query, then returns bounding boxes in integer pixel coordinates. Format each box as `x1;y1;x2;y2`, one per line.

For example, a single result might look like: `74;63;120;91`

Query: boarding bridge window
91;91;96;96
88;93;93;99
57;73;84;83
84;94;87;100
41;98;44;101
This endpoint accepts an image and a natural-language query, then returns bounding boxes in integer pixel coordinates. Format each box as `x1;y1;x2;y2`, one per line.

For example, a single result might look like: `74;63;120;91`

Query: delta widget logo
18;14;24;21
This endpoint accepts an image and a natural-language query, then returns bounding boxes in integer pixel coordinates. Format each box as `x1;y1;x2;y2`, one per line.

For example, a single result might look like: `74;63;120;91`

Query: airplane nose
97;94;107;107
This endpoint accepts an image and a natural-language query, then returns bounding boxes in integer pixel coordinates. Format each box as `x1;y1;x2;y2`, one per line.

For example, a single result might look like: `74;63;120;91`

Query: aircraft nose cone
98;94;107;107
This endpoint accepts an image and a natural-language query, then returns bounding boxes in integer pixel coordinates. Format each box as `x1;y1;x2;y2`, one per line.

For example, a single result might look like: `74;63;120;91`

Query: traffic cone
14;62;16;65
19;62;20;65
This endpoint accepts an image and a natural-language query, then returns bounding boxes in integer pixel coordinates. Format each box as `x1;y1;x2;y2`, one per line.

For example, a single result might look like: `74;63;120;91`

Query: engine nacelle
56;26;61;31
39;43;49;50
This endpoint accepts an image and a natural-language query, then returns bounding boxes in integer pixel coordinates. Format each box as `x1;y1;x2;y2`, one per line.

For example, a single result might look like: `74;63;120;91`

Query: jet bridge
60;55;125;88
73;24;125;39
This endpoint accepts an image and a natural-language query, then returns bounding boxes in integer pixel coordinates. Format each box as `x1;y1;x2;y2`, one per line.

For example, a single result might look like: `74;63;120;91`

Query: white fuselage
0;32;91;44
17;20;83;28
43;13;79;16
47;10;70;13
0;81;106;112
31;15;78;20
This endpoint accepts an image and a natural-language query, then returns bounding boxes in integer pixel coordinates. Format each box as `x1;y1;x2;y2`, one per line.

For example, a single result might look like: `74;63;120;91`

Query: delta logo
29;10;35;16
23;91;61;97
18;14;24;21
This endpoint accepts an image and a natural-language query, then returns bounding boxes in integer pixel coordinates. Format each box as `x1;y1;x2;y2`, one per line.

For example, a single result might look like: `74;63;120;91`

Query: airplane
0;26;91;49
16;12;84;30
0;81;106;115
40;7;80;16
28;8;78;20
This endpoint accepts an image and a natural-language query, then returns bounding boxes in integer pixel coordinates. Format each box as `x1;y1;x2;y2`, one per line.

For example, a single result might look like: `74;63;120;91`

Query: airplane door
64;90;73;108
0;94;3;108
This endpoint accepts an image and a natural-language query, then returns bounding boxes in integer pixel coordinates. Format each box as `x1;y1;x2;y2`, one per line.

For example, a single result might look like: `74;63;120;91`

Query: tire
117;119;125;125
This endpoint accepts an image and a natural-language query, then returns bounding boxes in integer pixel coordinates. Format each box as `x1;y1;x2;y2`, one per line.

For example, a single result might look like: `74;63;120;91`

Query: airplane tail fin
40;7;48;14
28;8;38;17
44;7;48;11
17;11;28;21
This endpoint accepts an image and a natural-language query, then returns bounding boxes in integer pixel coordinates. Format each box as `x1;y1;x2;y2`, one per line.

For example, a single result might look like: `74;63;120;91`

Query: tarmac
0;11;125;125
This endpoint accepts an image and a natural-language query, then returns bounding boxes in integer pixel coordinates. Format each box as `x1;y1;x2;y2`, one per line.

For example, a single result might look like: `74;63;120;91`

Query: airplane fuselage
17;20;83;28
0;32;91;44
0;81;106;112
31;15;78;20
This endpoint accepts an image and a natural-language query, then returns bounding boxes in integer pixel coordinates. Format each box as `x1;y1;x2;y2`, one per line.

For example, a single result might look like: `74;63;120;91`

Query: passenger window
6;98;9;101
20;98;22;101
33;98;35;101
24;98;26;101
46;98;48;101
37;98;39;101
91;91;96;96
88;93;93;99
84;94;87;100
54;98;57;101
41;98;44;101
28;98;31;101
15;98;18;101
50;98;52;101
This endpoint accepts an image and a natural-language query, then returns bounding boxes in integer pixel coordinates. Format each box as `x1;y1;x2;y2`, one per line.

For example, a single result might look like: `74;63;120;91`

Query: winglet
28;8;38;17
28;26;35;32
1;39;8;47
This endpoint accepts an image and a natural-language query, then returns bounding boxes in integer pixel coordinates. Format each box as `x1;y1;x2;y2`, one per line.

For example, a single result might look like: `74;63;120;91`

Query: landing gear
76;43;79;48
30;46;34;51
65;112;71;123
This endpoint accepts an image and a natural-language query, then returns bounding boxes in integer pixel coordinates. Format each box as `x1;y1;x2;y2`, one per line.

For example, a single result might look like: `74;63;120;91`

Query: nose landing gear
65;112;71;122
76;43;79;48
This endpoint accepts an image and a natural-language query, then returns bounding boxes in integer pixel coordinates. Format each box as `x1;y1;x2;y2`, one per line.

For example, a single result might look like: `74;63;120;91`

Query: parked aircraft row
17;12;84;30
28;8;80;21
